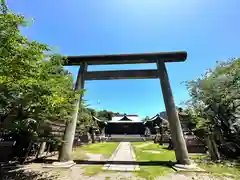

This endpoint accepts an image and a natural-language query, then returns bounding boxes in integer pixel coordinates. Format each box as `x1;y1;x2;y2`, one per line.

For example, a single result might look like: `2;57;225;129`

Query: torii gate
60;51;190;165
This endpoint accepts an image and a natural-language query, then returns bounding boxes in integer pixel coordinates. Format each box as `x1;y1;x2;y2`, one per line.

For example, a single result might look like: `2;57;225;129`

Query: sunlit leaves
185;58;240;142
0;5;78;142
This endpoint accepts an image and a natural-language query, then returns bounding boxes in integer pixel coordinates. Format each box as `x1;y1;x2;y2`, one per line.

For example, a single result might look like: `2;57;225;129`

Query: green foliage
72;142;119;176
77;111;93;133
76;108;120;133
185;58;240;144
132;142;175;179
0;4;78;144
143;116;150;121
191;154;240;179
76;107;120;132
96;110;119;120
0;0;7;14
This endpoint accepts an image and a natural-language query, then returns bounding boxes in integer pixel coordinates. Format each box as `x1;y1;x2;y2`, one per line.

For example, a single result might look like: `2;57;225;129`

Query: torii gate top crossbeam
65;51;187;65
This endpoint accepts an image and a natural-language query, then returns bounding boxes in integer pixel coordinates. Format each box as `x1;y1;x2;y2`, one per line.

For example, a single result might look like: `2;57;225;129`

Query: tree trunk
58;63;87;162
206;133;220;160
156;60;190;165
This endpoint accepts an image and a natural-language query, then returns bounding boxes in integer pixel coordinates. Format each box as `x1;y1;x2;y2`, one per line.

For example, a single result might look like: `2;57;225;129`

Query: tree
86;108;97;117
185;58;240;157
144;116;150;121
97;110;115;120
0;2;77;160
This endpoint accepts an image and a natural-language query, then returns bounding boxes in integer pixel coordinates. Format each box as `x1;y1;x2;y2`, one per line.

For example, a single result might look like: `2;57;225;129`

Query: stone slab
173;163;205;172
103;142;140;171
42;160;76;168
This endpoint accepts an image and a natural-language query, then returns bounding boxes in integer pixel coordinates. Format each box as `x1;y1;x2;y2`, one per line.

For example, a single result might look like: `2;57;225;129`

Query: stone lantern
90;125;97;143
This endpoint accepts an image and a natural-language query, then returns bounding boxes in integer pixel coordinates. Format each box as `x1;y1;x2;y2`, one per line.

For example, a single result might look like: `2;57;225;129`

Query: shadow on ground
161;147;172;150
34;158;176;169
0;158;177;179
0;163;57;180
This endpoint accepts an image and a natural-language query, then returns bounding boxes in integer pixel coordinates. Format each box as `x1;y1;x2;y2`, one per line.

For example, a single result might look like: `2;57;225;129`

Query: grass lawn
190;154;240;179
72;142;119;176
80;142;119;157
71;148;87;160
132;142;176;179
132;142;240;180
71;141;240;179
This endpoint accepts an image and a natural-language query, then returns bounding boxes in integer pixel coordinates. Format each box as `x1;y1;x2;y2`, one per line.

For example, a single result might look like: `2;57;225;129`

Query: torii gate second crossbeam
60;51;190;165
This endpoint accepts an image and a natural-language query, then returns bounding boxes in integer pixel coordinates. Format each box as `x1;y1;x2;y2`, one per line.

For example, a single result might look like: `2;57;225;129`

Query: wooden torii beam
60;51;190;165
65;51;187;65
85;69;159;80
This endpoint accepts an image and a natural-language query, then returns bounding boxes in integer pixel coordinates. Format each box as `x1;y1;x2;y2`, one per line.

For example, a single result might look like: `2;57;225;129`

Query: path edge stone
103;142;122;170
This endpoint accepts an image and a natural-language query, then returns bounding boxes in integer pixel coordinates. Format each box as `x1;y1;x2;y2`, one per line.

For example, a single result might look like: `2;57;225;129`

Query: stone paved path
103;142;140;172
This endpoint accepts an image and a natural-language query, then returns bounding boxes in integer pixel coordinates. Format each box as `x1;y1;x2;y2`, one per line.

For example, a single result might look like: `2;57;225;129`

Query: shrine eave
92;116;108;124
107;121;143;123
143;114;168;124
65;51;187;65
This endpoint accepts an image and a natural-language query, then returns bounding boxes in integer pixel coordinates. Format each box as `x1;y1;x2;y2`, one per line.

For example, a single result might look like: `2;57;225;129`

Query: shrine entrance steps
105;134;147;142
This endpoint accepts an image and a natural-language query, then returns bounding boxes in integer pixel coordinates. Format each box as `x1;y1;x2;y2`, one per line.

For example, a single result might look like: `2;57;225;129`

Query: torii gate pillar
59;62;87;162
156;60;190;165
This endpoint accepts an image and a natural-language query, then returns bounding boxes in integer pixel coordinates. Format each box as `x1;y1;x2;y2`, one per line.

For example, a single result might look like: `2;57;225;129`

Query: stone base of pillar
173;163;205;172
42;161;76;168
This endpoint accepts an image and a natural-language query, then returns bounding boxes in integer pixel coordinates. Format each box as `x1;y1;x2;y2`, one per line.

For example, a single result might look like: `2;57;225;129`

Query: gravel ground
0;151;234;180
0;163;234;180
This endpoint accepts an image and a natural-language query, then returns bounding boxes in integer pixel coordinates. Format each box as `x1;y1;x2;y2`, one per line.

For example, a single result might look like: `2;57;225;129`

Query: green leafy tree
97;110;120;120
185;58;240;144
0;2;77;159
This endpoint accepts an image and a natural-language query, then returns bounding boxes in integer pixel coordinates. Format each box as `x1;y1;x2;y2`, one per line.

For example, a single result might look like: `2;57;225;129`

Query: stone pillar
160;125;163;145
91;132;95;143
37;142;46;158
101;127;105;136
156;60;190;165
59;62;87;162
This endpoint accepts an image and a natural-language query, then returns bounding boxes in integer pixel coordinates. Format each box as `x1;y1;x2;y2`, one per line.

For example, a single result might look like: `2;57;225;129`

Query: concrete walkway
103;142;140;172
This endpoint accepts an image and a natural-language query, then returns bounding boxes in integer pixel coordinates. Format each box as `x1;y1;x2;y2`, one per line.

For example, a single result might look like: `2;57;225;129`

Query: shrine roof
92;114;143;123
110;114;142;122
143;114;168;124
65;51;187;65
92;116;108;124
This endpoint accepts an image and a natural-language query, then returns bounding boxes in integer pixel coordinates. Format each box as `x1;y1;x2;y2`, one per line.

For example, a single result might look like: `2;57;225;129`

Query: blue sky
8;0;240;118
